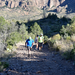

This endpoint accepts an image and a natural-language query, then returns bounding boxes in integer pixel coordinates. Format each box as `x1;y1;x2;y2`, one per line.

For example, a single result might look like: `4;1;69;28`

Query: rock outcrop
0;0;62;9
0;0;75;13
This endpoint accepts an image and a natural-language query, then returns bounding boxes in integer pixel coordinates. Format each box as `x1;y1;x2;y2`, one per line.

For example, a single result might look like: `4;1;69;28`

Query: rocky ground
0;42;75;75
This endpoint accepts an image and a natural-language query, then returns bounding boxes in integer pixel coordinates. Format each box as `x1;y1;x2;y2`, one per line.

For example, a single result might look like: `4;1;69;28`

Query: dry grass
71;34;75;42
54;39;74;52
0;7;43;21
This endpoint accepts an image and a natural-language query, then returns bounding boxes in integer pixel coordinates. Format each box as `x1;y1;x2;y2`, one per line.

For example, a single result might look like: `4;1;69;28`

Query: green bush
0;16;6;26
52;34;61;41
6;32;21;46
63;33;71;40
44;35;48;44
63;49;75;60
60;25;67;35
60;17;75;36
0;62;9;72
70;49;75;60
0;16;10;32
62;51;71;60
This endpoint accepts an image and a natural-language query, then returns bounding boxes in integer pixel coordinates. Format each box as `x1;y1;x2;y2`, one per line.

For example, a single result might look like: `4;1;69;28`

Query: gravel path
1;43;75;75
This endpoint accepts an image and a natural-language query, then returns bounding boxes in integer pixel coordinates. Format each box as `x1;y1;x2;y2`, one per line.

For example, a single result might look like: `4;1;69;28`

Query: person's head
37;35;38;37
29;37;32;40
40;33;43;36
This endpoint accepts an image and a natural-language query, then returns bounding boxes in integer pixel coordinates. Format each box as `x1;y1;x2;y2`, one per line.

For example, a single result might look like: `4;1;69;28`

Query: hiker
38;33;44;50
25;37;34;56
35;35;38;50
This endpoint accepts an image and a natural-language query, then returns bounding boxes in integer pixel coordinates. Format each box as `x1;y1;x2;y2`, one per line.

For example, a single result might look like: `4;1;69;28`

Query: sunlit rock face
0;0;75;13
0;0;62;8
49;0;60;8
32;0;60;8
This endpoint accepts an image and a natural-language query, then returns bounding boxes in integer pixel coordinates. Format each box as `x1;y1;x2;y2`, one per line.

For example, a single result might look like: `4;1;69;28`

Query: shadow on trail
3;44;75;75
3;44;53;75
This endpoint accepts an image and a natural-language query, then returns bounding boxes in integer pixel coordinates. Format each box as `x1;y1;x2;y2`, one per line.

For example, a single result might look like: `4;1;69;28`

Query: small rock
36;71;41;73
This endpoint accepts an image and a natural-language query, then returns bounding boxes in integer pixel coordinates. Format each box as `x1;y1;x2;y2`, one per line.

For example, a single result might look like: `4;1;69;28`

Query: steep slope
0;0;75;20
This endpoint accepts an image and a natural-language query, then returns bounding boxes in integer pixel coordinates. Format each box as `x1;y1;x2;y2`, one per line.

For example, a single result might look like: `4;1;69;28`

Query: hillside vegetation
0;13;75;71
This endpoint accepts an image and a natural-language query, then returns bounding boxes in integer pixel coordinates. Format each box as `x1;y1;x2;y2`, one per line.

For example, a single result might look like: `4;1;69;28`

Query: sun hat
40;33;43;36
29;37;32;40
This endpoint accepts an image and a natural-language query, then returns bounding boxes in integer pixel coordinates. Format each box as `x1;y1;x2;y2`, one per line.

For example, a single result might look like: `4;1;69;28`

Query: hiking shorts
27;46;31;50
38;42;43;47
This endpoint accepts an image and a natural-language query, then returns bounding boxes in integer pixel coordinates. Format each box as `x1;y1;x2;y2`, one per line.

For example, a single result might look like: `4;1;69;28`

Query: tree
30;22;43;36
19;24;28;40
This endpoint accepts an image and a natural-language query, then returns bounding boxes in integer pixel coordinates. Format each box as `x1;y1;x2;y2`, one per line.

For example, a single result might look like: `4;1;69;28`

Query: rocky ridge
0;0;67;9
0;0;75;20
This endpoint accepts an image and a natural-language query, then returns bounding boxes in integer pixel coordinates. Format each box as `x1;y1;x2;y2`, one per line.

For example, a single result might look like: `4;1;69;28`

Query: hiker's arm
25;42;27;47
32;40;34;47
43;37;44;44
43;39;44;44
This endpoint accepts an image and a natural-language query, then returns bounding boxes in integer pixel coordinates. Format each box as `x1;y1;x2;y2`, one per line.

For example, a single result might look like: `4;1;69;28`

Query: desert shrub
65;22;75;35
63;48;75;60
71;16;75;23
48;34;61;50
0;16;11;32
70;49;75;60
0;16;6;27
47;40;54;49
0;16;12;54
54;39;73;52
63;33;71;40
60;25;67;35
62;51;71;60
7;45;13;50
60;17;75;36
52;34;61;41
0;62;9;72
70;22;75;34
30;22;43;36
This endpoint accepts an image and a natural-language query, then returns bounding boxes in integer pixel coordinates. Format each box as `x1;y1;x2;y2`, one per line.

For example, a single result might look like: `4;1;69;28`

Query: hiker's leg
39;43;43;50
35;43;38;50
39;47;41;50
41;43;43;49
37;43;38;49
38;43;40;50
30;47;32;50
27;46;30;54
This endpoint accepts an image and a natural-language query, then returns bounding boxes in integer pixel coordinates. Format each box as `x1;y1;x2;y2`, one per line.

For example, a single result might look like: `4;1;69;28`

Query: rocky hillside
0;0;75;20
0;0;75;12
0;0;61;9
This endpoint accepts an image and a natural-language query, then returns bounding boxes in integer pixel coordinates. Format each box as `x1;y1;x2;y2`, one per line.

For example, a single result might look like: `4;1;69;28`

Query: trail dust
1;42;75;75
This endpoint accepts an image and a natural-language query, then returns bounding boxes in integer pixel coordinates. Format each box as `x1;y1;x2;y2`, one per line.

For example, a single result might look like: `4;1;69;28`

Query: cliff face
0;0;75;13
0;0;62;9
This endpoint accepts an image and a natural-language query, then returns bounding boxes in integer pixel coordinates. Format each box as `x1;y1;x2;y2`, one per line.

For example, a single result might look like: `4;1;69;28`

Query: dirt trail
1;42;75;75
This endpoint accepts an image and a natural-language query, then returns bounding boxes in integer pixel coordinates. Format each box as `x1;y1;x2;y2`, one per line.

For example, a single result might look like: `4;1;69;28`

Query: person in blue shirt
25;37;34;56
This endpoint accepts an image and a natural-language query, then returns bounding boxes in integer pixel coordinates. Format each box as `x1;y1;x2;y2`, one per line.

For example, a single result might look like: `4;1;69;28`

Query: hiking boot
28;54;31;57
